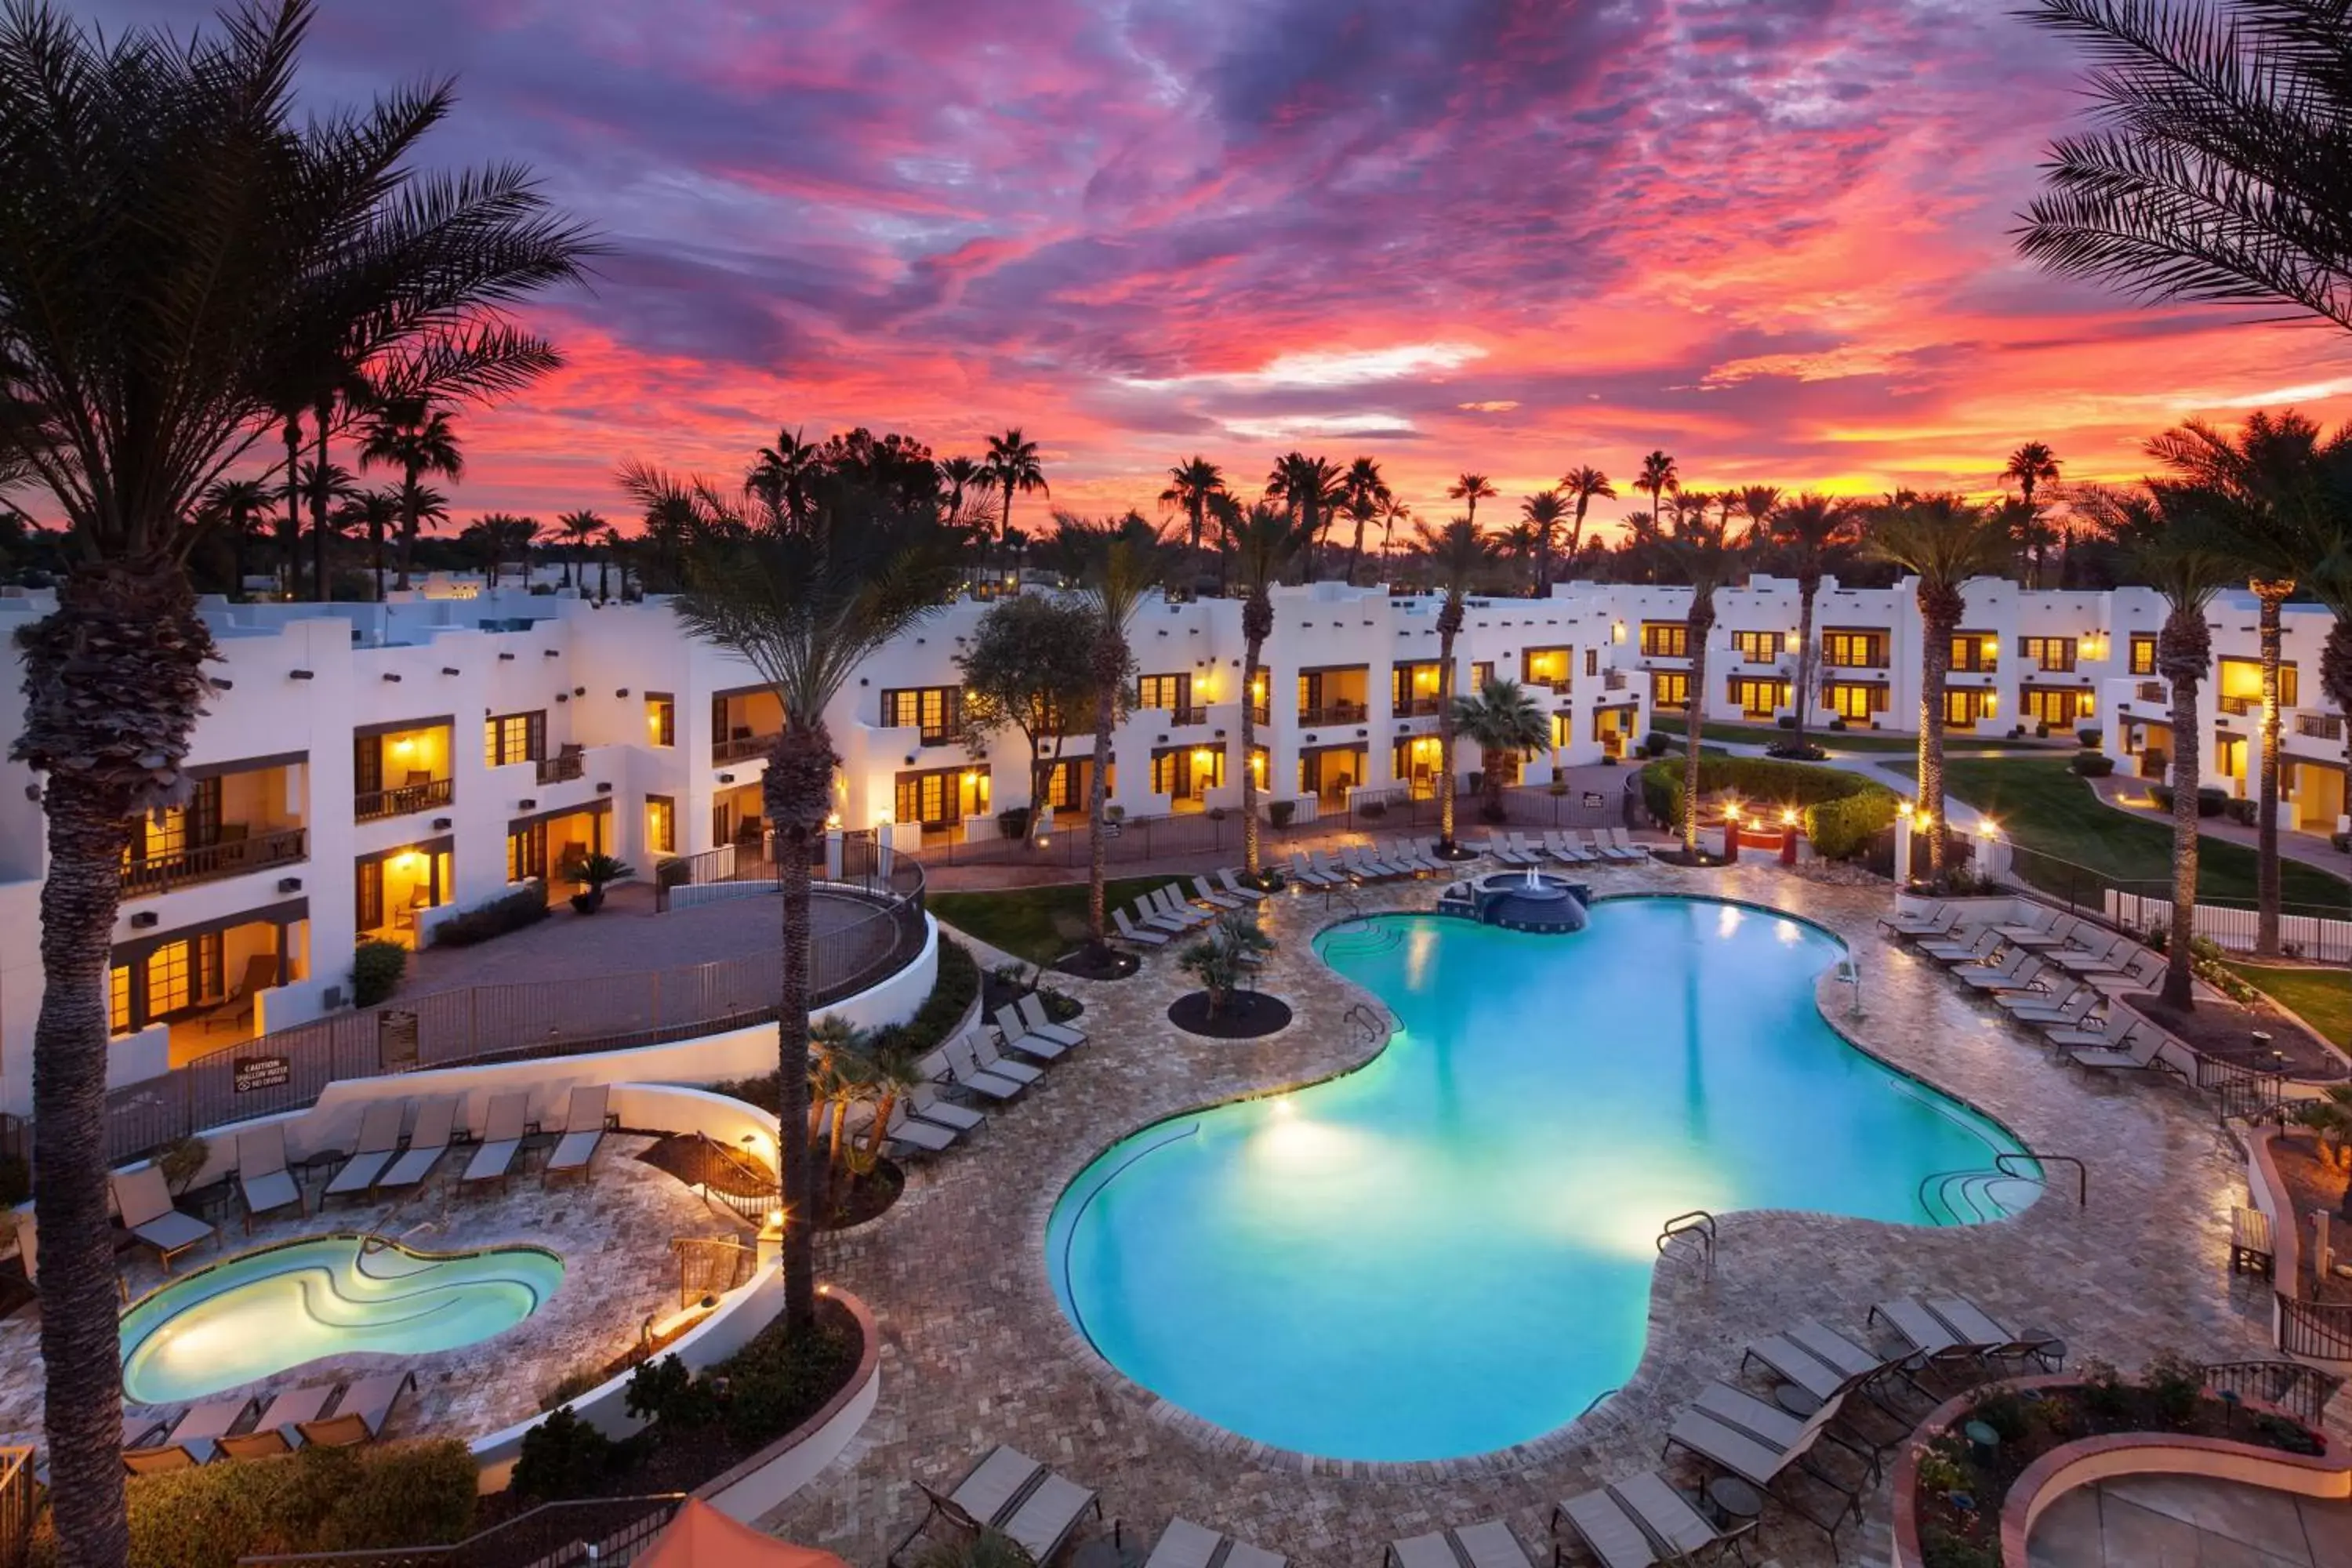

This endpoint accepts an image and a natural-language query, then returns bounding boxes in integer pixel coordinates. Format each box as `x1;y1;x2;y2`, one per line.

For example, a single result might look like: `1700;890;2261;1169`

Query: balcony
1249;703;1270;728
354;775;452;823
1167;705;1208;728
2136;680;2167;703
2296;713;2344;742
713;730;781;764
2220;695;2256;717
1299;700;1367;728
1533;678;1573;696
533;746;586;786
1602;670;1628;691
1396;697;1445;718
122;827;307;898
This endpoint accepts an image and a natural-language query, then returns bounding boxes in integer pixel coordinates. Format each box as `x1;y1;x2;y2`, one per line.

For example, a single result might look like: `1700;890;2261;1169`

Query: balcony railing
712;730;781;764
1167;705;1207;728
2296;713;2343;742
2137;680;2167;703
533;749;584;785
123;826;307;898
2220;695;2256;717
354;776;452;823
1531;678;1573;695
1602;670;1628;691
1396;697;1445;717
1298;701;1367;728
1250;703;1270;727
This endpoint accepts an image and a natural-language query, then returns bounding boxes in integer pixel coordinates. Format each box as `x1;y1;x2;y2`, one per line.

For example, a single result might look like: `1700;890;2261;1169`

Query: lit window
645;693;676;747
646;794;676;855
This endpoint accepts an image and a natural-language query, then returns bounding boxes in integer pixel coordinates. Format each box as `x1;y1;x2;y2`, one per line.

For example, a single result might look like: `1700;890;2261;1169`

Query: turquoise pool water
121;1235;564;1404
1046;896;2030;1461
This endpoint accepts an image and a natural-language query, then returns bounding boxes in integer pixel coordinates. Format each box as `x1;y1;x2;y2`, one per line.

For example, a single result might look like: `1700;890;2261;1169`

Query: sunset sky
93;0;2352;536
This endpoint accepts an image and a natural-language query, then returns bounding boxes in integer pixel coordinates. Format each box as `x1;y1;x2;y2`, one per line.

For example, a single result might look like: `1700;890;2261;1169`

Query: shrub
2079;1358;2130;1420
996;806;1032;841
350;939;406;1007
1776;714;1796;729
430;887;551;947
511;1406;615;1504
2142;746;2169;778
0;1152;27;1209
2197;786;2228;817
1828;717;1849;731
1918;1526;1998;1568
2078;727;2101;748
1357;798;1388;818
655;858;692;890
539;1364;606;1413
1037;986;1081;1023
1640;730;1671;757
2149;782;2176;811
2142;1350;2204;1427
31;1440;477;1568
2035;721;2051;739
1968;1388;2032;1443
1268;800;1296;828
2069;753;2114;778
154;1134;210;1194
2252;1410;2325;1455
626;1352;719;1428
1637;756;1896;861
719;1305;862;1449
2223;797;2258;826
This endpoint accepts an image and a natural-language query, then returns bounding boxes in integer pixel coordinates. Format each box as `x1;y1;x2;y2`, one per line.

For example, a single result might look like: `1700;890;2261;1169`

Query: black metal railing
2275;1294;2352;1363
2198;1359;2344;1425
353;777;452;822
122;827;307;897
1299;701;1367;728
238;1495;686;1567
532;751;583;786
711;729;780;764
1167;705;1208;728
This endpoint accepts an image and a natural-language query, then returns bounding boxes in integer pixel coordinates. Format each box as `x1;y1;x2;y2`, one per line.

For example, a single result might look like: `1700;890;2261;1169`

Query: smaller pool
121;1235;564;1405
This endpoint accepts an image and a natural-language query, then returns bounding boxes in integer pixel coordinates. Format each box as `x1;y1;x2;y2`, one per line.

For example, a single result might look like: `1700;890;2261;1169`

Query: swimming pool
121;1235;564;1404
1047;896;2031;1461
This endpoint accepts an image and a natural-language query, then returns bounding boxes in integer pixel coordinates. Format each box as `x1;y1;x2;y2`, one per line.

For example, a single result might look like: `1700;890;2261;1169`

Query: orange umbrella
635;1498;853;1568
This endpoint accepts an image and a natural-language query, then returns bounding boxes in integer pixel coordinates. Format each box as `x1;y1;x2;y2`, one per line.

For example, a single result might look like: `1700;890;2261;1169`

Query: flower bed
1900;1359;2326;1568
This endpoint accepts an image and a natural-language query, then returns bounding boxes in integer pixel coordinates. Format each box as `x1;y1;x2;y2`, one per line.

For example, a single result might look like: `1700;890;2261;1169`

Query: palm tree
1864;495;2015;882
1158;456;1225;557
1378;493;1412;564
556;509;604;590
357;399;463;590
1636;451;1680;539
1454;678;1551;822
938;454;985;519
1414;517;1497;855
2016;0;2352;336
648;459;960;1333
0;5;595;1559
2147;411;2350;953
1069;518;1168;953
1662;509;1746;855
1766;494;1860;752
2002;441;2064;586
1341;456;1390;584
1230;503;1316;875
1559;465;1615;568
198;477;273;595
1737;485;1780;543
598;524;622;600
984;429;1048;557
336;487;401;596
299;457;358;593
1265;452;1345;575
1447;472;1497;530
746;425;818;528
1521;491;1569;594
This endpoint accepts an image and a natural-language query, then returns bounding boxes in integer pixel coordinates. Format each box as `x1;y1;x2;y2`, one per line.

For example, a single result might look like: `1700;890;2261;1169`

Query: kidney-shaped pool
1046;896;2032;1461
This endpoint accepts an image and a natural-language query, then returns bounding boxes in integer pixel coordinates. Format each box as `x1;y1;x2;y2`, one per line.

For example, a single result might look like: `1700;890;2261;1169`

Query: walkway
2027;1474;2352;1567
2085;773;2352;889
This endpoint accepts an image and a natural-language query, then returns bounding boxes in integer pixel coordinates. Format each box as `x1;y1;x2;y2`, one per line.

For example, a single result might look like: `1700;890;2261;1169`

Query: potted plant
568;852;635;915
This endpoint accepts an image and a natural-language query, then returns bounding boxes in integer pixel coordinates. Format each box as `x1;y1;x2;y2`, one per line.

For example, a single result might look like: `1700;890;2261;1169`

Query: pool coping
1022;884;2076;1479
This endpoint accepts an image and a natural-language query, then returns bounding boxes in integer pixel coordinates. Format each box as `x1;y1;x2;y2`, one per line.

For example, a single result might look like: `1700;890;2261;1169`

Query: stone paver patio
2027;1473;2352;1566
764;851;2326;1568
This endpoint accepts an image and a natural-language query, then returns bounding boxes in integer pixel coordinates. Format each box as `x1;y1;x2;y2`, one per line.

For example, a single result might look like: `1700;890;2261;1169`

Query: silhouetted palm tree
198;477;274;595
336;486;401;595
1559;465;1615;567
1265;452;1345;575
557;509;605;590
1069;518;1169;950
1521;491;1568;594
985;429;1048;557
2002;441;2064;586
1159;456;1225;557
358;399;463;590
747;425;818;528
1341;456;1389;584
1447;472;1497;530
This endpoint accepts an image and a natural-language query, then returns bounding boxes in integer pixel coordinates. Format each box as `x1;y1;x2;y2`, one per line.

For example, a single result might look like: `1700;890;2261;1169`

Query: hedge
32;1440;477;1568
430;887;552;947
1639;756;1898;862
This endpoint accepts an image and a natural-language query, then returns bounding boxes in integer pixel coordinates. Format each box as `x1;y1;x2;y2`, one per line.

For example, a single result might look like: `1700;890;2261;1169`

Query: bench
2230;1205;2274;1276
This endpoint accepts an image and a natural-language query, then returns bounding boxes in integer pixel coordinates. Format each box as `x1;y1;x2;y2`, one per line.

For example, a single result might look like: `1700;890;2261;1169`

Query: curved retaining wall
698;1286;881;1523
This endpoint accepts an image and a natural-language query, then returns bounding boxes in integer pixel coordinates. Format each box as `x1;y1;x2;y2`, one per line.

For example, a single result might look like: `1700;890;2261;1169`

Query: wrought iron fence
2196;1359;2344;1425
238;1494;687;1567
0;1447;33;1568
2275;1293;2352;1364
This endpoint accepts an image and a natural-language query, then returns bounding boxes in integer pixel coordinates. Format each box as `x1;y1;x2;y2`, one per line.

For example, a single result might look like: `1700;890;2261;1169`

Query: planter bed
1167;989;1293;1040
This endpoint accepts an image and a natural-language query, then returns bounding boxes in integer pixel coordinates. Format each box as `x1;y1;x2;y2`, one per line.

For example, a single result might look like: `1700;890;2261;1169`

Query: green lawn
1650;714;2051;754
2224;963;2352;1047
930;874;1201;964
1886;756;2350;908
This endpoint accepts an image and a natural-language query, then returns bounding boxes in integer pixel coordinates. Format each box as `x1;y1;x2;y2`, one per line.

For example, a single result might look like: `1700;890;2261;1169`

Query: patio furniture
1555;1471;1755;1568
937;1035;1024;1101
892;1446;1102;1568
217;1383;340;1460
459;1091;532;1189
1019;993;1087;1048
2001;911;2082;950
2230;1206;2274;1275
1140;1516;1285;1568
1954;952;2049;994
1693;1381;1879;1481
2065;1025;2181;1076
377;1096;458;1190
1190;875;1246;910
1307;849;1356;884
1286;853;1339;887
1483;834;1531;866
199;954;279;1034
1661;1403;1864;1544
1546;831;1596;866
1113;907;1171;947
2048;931;2129;974
1138;890;1196;932
235;1123;305;1231
1386;1519;1536;1568
909;1082;985;1133
543;1084;615;1183
1605;828;1649;860
1217;868;1269;902
2089;949;2170;995
125;1395;257;1472
1879;903;1957;938
111;1165;217;1273
1918;927;2001;964
2000;985;2099;1027
2045;1014;2155;1054
882;1101;957;1156
993;1005;1071;1062
296;1370;416;1447
970;1030;1044;1087
324;1101;408;1201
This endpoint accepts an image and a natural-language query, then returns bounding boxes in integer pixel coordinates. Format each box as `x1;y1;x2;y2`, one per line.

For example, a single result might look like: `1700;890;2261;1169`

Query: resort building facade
0;570;2341;1116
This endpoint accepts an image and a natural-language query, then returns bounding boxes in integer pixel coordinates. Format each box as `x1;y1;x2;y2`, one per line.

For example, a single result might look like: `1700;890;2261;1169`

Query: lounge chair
1918;1296;2048;1363
1606;827;1650;861
218;1383;340;1460
296;1370;416;1447
542;1084;613;1184
1509;833;1544;864
1545;831;1594;866
1153;886;1214;927
1483;833;1530;866
1999;984;2098;1025
2066;1025;2180;1076
122;1411;165;1453
125;1395;257;1472
881;1101;957;1156
1190;875;1246;910
992;1005;1070;1062
1388;838;1436;874
893;1446;1102;1568
2049;930;2129;974
1352;844;1406;880
970;1030;1044;1087
1743;1330;1871;1404
2089;949;2169;994
199;953;279;1034
111;1166;216;1273
1113;906;1171;947
377;1096;457;1190
1869;1296;1997;1385
1555;1471;1753;1568
938;1034;1024;1101
1954;952;2048;994
1308;848;1356;884
1661;1401;1864;1544
1880;902;1957;937
1387;1519;1535;1568
1694;1381;1878;1480
909;1081;985;1132
459;1091;531;1189
1286;853;1339;887
1138;891;1195;932
235;1123;304;1231
1918;927;2002;964
2000;911;2080;950
324;1101;407;1202
1019;993;1087;1048
1217;868;1269;902
1142;1517;1285;1568
1994;906;2063;942
2045;1014;2152;1053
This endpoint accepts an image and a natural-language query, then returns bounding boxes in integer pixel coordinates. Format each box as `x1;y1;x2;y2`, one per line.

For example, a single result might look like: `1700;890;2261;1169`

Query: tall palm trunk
1084;630;1123;948
2159;608;2211;1009
1349;514;1367;586
597;550;610;601
1681;593;1715;855
1918;590;1960;880
760;722;836;1334
19;564;216;1568
2254;581;2292;956
308;396;332;601
1240;597;1271;875
368;513;386;597
1791;575;1820;753
395;461;421;591
1436;601;1463;851
281;414;303;598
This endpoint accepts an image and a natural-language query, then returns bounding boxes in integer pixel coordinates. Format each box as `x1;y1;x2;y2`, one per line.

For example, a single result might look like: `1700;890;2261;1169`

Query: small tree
956;595;1098;833
1452;678;1550;822
1178;910;1273;1017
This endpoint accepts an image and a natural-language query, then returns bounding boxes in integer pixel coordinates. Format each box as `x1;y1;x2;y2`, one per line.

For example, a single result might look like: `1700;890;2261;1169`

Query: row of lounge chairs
125;1370;414;1473
1485;828;1646;866
897;995;1091;1153
1287;841;1447;885
893;1445;1283;1568
1114;873;1269;947
1887;902;2190;1077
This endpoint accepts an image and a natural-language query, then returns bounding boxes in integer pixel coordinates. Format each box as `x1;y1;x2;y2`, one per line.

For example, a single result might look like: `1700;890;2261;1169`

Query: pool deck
0;1133;744;1457
763;854;2326;1568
